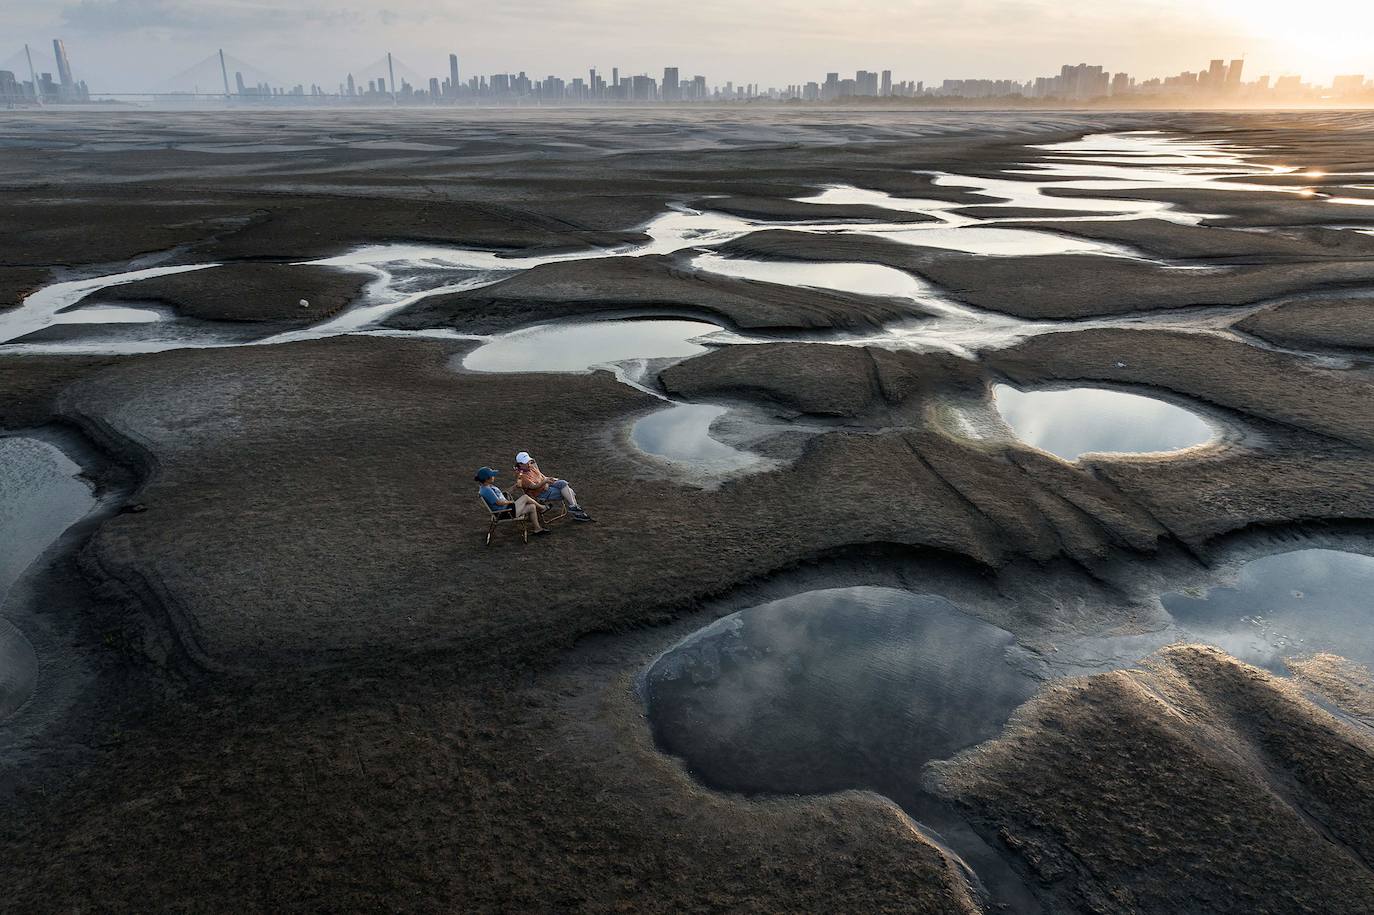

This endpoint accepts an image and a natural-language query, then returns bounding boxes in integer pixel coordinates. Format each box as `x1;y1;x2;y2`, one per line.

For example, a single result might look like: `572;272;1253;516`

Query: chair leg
486;521;495;546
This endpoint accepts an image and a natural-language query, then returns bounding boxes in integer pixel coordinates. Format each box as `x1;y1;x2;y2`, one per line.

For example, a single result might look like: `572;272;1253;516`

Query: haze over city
6;0;1374;91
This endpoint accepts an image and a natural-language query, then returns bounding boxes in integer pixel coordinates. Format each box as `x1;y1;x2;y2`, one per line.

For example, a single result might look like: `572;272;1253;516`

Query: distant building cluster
319;53;1374;106
4;38;1373;108
1;40;90;106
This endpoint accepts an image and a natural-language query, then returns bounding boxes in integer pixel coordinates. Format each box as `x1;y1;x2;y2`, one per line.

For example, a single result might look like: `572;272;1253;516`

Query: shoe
533;528;551;535
571;508;594;522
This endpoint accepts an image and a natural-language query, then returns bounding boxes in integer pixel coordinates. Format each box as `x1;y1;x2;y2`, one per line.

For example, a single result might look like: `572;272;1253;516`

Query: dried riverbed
3;109;1374;913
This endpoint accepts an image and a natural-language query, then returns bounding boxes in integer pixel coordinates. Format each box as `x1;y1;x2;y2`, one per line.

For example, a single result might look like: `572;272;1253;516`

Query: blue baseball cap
474;466;500;482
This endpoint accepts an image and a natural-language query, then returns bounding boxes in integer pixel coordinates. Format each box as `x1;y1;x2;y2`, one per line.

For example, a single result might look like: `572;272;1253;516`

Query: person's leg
552;480;593;521
515;494;544;531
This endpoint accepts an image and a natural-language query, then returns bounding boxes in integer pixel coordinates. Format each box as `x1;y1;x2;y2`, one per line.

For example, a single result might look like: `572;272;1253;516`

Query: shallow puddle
630;403;768;476
54;304;167;324
644;587;1038;793
877;224;1132;256
0;436;96;722
0;437;96;602
643;586;1042;910
461;319;723;374
690;254;929;299
0;264;215;346
993;384;1215;461
1161;549;1374;672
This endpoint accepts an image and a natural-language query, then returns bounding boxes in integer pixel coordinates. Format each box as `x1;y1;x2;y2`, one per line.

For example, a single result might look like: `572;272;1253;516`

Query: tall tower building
1208;59;1227;87
1226;58;1244;88
52;39;74;100
662;67;679;101
449;54;460;95
880;69;892;96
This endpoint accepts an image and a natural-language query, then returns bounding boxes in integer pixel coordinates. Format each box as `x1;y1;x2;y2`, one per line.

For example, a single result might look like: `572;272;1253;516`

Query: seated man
513;451;593;522
475;466;548;534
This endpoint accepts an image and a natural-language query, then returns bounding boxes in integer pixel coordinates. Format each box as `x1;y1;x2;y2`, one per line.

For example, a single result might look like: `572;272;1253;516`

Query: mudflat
3;108;1374;914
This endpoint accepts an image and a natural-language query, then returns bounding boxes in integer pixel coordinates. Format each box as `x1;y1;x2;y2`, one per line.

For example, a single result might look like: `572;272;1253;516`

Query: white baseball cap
515;451;533;465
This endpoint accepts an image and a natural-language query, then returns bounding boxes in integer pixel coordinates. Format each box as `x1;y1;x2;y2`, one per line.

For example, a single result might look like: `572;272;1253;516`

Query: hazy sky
6;0;1372;91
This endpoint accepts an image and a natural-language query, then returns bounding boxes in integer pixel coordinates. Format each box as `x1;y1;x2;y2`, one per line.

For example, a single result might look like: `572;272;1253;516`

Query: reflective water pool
0;436;96;723
1161;549;1374;672
643;586;1042;910
993;384;1216;461
0;263;214;346
690;254;929;299
644;587;1038;794
878;225;1133;256
630;403;770;476
461;319;724;374
54;304;167;324
0;437;96;603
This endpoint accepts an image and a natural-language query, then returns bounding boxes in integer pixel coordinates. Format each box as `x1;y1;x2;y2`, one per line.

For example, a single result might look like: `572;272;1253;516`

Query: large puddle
993;384;1216;461
629;403;772;479
460;319;725;374
643;586;1043;910
644;587;1038;795
691;253;929;299
0;436;97;722
1162;549;1374;672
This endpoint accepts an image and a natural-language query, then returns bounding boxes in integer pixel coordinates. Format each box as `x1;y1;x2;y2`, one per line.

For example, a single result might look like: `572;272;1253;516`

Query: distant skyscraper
1332;74;1365;95
880;69;892;96
51;39;74;100
449;54;460;95
1226;58;1244;87
1059;63;1107;99
346;73;355;97
1207;59;1227;87
663;67;679;101
0;70;21;105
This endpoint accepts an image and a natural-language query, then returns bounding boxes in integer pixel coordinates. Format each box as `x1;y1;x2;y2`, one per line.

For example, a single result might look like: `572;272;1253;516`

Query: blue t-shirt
478;484;509;512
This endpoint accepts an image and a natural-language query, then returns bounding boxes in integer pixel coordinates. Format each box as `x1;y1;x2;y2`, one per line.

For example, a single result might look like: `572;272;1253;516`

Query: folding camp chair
480;490;569;545
481;492;532;546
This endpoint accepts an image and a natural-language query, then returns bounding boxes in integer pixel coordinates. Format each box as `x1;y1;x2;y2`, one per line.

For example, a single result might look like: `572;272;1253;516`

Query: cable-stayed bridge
4;45;452;103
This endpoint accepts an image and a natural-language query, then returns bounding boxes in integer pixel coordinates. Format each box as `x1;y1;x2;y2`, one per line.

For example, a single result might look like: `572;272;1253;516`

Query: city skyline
4;0;1374;92
3;37;1370;107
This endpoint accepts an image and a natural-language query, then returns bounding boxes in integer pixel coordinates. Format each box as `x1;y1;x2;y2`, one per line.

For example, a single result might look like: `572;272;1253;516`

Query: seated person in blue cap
475;466;548;534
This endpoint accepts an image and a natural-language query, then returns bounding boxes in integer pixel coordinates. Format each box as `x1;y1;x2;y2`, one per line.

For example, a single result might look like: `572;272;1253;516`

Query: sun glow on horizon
1203;0;1374;81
